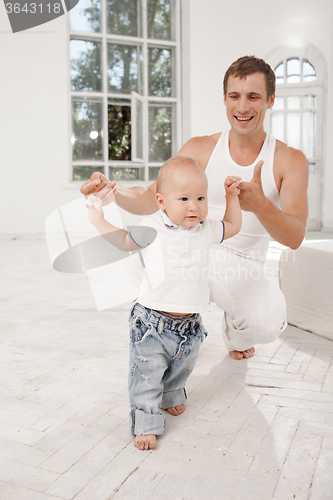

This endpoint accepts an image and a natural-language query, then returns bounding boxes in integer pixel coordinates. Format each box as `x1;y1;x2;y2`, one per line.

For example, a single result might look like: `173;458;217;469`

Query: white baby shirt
129;210;224;314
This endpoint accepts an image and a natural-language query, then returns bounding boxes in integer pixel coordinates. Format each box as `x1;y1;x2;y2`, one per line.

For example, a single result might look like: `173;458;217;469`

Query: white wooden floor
1;236;333;500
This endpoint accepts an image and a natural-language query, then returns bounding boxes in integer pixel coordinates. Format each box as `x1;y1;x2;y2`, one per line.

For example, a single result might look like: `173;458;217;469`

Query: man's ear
223;92;226;105
156;193;165;210
268;94;275;109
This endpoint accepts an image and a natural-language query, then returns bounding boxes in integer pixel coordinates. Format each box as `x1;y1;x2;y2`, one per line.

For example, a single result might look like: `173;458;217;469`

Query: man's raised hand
80;172;117;206
238;160;267;213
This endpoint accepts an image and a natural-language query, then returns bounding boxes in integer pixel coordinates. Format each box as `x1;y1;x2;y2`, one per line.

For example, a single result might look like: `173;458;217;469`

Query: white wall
0;5;75;235
183;0;333;231
1;0;333;234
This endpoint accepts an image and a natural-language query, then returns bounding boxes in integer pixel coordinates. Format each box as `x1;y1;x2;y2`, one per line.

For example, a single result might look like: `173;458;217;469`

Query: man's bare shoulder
274;139;308;187
177;133;222;169
275;139;308;169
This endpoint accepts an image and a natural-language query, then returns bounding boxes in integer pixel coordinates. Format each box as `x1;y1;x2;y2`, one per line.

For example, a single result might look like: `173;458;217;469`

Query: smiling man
81;55;309;360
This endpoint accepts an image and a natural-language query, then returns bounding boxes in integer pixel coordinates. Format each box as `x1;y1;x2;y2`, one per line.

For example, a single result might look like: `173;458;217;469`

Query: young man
81;55;309;360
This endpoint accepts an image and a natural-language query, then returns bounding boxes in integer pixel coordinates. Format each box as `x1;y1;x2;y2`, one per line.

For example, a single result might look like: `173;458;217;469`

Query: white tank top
206;130;280;262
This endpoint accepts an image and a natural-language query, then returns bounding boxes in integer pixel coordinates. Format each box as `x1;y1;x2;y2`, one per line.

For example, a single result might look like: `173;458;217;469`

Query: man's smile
235;116;254;122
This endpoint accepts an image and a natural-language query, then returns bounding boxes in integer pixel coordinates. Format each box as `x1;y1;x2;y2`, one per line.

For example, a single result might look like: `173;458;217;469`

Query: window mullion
142;0;149;179
101;0;108;177
175;0;181;152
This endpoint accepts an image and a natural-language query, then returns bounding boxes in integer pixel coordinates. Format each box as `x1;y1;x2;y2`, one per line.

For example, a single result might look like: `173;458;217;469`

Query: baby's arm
223;176;242;240
86;195;140;252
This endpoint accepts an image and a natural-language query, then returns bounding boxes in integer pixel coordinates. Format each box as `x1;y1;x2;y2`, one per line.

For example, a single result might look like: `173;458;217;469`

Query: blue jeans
128;303;207;436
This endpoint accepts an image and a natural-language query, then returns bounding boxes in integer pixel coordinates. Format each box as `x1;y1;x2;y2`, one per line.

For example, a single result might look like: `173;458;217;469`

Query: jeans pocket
196;320;207;343
130;316;155;345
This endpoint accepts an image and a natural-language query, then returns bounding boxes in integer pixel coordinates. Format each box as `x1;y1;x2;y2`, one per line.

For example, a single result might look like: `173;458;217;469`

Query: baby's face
158;170;208;228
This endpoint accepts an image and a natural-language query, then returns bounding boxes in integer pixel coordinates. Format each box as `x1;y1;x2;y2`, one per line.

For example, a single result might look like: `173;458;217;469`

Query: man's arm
239;148;309;249
81;171;158;215
80;134;219;214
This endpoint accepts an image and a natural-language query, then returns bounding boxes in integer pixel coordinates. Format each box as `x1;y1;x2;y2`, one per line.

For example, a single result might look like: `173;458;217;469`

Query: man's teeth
236;117;252;121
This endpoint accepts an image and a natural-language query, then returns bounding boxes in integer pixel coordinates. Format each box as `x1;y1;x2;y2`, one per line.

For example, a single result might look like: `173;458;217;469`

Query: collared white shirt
129;210;224;314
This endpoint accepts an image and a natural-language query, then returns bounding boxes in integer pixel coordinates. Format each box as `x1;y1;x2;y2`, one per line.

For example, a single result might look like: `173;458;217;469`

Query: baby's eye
181;197;188;201
198;197;205;201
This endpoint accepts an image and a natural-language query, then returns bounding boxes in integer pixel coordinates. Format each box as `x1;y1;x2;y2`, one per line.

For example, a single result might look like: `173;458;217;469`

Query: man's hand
80;172;117;206
238;160;267;213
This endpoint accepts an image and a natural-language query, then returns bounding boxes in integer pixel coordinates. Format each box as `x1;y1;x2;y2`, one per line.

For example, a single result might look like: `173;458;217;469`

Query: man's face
223;72;275;137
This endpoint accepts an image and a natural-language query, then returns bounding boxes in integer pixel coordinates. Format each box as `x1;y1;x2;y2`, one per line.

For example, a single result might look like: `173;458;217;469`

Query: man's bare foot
134;434;156;450
167;404;186;416
229;347;255;360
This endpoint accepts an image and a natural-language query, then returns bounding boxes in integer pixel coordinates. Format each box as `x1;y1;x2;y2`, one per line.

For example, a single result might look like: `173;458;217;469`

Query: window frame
68;0;182;186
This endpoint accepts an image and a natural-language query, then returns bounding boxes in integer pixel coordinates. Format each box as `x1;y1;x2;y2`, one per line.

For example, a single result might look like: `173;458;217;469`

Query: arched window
267;46;326;230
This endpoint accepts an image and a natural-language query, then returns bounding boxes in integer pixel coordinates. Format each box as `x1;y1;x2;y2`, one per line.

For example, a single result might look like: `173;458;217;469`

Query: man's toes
229;350;244;360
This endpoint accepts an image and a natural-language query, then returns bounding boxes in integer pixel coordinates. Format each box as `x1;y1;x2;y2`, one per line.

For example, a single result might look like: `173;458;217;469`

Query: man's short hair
223;55;275;100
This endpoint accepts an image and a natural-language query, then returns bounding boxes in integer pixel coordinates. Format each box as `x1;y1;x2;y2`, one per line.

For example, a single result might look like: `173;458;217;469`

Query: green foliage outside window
108;105;131;160
147;0;171;40
106;0;141;36
70;40;102;92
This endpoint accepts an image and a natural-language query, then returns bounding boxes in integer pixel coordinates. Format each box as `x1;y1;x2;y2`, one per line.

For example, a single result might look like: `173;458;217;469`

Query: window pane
308;162;316;174
303;111;316;159
106;0;141;37
149;166;161;181
275;63;284;78
286;113;300;149
147;0;171;40
109;166;144;180
107;44;140;94
287;96;300;110
72;100;103;160
303;60;316;83
73;165;104;181
273;96;284;110
149;105;172;162
69;0;101;33
271;113;284;142
303;95;316;110
148;48;172;97
287;58;300;84
70;40;102;92
108;104;131;160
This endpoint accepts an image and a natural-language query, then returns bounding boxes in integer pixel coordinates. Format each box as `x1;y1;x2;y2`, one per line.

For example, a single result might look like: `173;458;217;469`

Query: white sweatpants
208;247;287;352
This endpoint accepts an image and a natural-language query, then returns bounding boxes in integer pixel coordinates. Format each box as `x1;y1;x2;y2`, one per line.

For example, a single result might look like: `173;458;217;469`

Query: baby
86;156;241;450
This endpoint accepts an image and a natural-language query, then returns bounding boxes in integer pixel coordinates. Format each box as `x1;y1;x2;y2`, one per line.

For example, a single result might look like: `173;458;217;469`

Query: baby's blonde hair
156;156;207;194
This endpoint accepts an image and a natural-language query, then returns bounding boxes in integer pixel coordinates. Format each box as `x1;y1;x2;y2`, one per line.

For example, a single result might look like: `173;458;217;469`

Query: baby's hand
86;195;105;226
224;176;242;196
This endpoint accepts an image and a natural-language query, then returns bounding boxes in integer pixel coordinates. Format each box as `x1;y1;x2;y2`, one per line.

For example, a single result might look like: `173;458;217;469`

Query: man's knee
245;298;287;344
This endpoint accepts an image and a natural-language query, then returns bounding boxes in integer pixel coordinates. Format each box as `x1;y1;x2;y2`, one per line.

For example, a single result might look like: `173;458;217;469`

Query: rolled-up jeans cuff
130;409;165;436
161;388;187;410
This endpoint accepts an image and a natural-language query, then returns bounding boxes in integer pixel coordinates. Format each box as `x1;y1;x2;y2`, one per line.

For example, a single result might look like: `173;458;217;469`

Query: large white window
69;0;181;183
267;46;326;230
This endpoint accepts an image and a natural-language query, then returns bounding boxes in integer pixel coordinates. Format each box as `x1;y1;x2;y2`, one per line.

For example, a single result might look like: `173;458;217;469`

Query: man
81;55;309;360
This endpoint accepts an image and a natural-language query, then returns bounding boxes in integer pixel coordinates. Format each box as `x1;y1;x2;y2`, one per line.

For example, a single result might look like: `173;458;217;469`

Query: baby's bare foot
229;347;255;360
167;404;186;416
134;434;156;450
